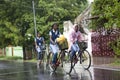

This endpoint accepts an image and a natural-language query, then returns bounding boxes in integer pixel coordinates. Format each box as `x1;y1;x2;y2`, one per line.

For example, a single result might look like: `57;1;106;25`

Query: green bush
109;38;120;56
109;38;120;63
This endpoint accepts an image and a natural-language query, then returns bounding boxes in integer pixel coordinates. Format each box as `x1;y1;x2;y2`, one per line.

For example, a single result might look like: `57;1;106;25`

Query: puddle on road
93;68;120;80
0;61;120;80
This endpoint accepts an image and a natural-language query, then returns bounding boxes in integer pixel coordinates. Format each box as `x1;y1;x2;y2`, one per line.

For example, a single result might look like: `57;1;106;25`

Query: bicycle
63;41;91;74
40;44;47;63
47;49;65;72
46;40;68;72
35;44;47;66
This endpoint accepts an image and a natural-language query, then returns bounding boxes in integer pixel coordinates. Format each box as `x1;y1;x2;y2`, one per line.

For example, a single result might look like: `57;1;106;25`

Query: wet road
0;61;120;80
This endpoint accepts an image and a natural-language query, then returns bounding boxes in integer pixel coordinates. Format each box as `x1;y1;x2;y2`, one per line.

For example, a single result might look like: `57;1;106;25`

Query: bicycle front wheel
80;50;91;70
47;52;57;72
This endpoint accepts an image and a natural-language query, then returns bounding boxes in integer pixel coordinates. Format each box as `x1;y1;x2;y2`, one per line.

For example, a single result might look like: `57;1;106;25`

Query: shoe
74;58;78;63
51;63;56;67
56;61;60;66
60;64;63;67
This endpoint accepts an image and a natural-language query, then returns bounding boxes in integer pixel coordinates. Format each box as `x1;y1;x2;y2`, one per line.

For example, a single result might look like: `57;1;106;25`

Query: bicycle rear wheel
80;50;91;70
59;50;66;67
62;51;72;74
42;50;46;63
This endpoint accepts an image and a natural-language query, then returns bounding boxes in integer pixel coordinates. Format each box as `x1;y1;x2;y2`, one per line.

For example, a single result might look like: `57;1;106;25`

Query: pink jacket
68;24;82;51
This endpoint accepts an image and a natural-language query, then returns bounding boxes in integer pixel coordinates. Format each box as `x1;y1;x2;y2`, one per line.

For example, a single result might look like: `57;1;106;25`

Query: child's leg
52;53;58;65
70;50;76;61
50;44;59;65
38;52;42;65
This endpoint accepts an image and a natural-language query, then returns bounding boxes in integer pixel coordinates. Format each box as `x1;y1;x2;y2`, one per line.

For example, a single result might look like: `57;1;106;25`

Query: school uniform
35;37;44;60
49;29;60;64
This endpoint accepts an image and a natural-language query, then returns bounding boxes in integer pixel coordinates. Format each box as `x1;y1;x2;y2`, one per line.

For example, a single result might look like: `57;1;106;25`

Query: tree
0;0;88;59
0;0;34;59
35;0;88;43
91;0;120;30
91;0;120;59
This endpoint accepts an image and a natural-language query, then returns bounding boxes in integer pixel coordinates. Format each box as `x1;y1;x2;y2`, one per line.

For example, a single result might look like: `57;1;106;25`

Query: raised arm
34;38;38;48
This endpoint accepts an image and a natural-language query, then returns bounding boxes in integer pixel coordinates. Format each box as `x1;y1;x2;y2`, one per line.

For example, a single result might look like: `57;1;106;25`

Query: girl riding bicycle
35;32;45;66
49;23;61;66
62;24;91;74
68;24;83;62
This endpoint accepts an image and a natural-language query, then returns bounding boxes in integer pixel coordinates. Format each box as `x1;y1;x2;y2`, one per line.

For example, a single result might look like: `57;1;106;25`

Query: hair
79;24;88;35
51;23;59;29
73;24;78;27
37;32;41;35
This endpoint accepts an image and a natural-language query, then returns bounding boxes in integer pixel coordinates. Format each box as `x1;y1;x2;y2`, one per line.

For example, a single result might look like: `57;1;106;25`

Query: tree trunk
23;45;26;60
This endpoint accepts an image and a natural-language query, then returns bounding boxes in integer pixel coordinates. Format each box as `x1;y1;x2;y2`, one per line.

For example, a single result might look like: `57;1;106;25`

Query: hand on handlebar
52;41;56;45
36;45;39;48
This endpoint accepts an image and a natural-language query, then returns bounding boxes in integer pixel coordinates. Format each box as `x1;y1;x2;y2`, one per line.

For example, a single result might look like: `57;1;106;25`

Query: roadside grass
0;56;23;60
1;54;68;63
111;59;120;66
0;56;38;63
24;58;37;63
111;63;120;66
103;59;120;68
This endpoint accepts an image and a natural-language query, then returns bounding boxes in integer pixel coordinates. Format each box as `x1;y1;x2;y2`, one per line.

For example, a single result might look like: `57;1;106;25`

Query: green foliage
0;0;34;48
36;0;88;42
109;38;120;56
0;0;88;48
91;0;120;30
108;38;120;62
92;0;120;61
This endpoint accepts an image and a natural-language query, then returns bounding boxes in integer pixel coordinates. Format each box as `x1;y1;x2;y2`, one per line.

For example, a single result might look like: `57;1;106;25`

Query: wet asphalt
0;60;120;80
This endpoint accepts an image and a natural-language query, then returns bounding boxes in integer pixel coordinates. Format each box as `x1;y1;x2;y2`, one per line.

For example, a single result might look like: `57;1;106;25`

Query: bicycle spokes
80;50;91;70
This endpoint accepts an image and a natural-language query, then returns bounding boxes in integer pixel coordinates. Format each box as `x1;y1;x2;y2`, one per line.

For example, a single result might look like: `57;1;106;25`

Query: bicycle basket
58;39;68;50
78;41;88;50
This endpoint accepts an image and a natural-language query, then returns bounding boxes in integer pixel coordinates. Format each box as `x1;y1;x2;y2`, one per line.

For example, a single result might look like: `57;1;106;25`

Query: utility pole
32;0;37;37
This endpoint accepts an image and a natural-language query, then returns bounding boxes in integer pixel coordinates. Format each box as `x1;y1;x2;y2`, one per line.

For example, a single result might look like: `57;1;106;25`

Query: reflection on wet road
93;69;120;80
0;61;120;80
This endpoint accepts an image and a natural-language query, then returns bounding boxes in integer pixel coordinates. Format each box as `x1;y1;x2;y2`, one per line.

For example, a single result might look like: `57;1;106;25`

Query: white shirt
49;29;61;36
